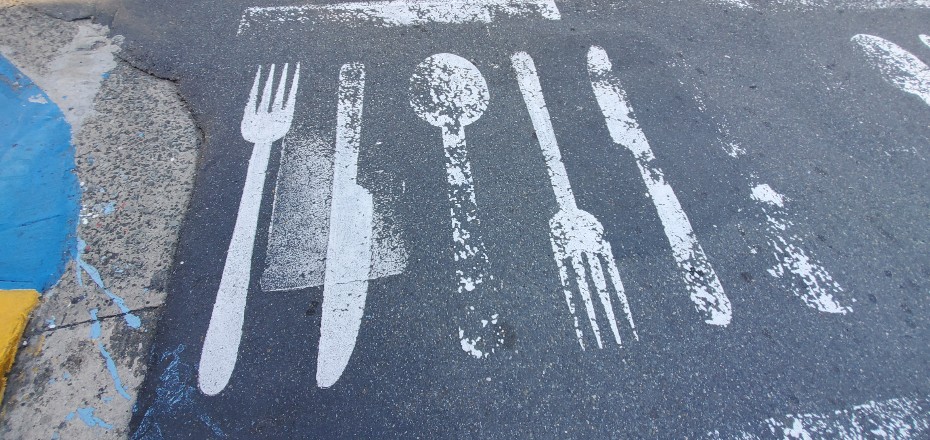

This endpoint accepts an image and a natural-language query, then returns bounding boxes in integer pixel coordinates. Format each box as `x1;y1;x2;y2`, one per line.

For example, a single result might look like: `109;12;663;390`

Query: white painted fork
199;63;300;396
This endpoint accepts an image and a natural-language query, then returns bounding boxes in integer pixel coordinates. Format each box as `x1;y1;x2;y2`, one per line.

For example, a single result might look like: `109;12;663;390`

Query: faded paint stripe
239;0;561;34
708;0;930;10
710;396;930;439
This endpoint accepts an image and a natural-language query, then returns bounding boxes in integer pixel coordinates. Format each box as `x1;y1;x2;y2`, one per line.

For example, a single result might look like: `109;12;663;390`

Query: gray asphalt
100;0;930;437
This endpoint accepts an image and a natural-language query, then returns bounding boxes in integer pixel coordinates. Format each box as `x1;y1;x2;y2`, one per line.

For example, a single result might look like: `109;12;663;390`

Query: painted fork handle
511;51;578;211
198;139;273;396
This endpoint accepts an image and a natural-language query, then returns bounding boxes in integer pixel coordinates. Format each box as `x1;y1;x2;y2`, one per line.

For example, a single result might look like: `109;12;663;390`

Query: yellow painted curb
0;289;39;405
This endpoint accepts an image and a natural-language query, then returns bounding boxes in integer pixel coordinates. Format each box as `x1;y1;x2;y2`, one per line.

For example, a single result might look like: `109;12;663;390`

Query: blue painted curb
0;54;81;293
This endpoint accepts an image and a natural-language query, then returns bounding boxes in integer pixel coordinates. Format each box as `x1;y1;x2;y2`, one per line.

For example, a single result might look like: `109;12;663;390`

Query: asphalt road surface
105;0;930;437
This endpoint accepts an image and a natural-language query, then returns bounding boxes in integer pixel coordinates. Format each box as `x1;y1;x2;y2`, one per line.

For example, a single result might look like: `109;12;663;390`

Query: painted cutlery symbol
586;46;732;326
199;63;300;395
511;52;637;349
852;34;930;107
409;53;503;358
317;63;374;388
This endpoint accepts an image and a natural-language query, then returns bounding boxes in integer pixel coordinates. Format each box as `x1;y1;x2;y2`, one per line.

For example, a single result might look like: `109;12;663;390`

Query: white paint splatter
410;53;505;359
750;183;850;314
711;396;930;439
239;0;560;34
587;45;732;326
317;63;373;389
750;183;786;208
511;51;636;350
724;141;747;158
27;94;48;104
199;64;300;396
852;34;930;107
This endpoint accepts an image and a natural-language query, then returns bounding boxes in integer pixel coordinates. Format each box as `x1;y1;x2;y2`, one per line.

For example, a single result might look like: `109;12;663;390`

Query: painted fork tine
587;253;622;346
569;253;603;349
555;256;585;348
261;64;275;112
602;249;638;340
274;63;289;110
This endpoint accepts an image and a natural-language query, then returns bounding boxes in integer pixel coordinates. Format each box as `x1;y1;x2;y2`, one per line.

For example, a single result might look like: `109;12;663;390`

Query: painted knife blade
317;62;373;388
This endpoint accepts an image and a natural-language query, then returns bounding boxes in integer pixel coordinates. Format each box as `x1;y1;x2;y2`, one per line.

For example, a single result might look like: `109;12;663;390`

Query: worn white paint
261;132;406;292
317;63;373;389
750;183;786;208
587;45;732;326
410;53;503;359
239;0;560;33
199;64;300;396
0;22;119;133
852;34;930;107
750;183;851;314
921;34;930;49
511;51;636;350
709;0;930;11
711;396;930;439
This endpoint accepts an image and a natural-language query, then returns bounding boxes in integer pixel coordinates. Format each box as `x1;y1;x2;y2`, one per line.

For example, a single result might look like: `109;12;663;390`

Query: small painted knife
317;62;374;388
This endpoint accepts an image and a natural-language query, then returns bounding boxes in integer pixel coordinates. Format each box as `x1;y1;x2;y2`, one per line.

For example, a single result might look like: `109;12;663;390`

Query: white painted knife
852;34;930;106
317;62;374;388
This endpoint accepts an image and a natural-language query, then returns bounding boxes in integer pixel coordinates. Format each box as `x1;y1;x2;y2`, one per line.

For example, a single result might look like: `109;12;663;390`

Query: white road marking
317;63;373;389
921;34;930;49
238;0;560;34
199;64;299;396
261;137;406;292
262;131;331;291
587;45;733;326
711;396;930;439
410;53;503;358
709;0;930;10
852;34;930;107
750;184;851;314
511;51;636;350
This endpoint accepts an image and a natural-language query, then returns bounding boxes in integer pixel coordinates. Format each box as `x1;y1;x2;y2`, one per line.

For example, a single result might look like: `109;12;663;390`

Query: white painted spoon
409;53;502;358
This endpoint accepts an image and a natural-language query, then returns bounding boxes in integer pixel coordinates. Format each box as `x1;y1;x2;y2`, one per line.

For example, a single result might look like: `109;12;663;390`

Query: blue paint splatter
88;308;101;339
97;342;132;401
132;345;226;439
64;412;75;422
75;238;141;329
75;407;112;430
102;396;113;403
62;372;71;380
0;54;80;292
102;201;115;215
88;307;132;400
